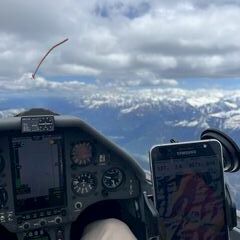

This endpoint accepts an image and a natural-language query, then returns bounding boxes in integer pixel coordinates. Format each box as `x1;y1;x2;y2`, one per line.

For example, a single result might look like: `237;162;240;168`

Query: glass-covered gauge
71;142;93;166
72;172;97;196
102;168;124;190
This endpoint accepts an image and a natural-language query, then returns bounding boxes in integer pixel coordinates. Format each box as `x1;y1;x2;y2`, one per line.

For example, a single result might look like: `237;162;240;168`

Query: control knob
74;202;82;210
23;222;30;230
40;219;47;226
55;216;62;224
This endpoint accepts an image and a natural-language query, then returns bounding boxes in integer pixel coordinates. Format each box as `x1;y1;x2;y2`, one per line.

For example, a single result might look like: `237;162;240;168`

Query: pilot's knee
101;218;128;230
81;218;137;240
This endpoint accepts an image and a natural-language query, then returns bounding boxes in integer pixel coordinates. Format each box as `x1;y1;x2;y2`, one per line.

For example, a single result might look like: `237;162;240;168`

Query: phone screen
150;140;229;240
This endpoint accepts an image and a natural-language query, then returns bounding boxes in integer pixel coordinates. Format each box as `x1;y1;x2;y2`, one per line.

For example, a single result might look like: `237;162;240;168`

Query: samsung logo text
177;150;197;156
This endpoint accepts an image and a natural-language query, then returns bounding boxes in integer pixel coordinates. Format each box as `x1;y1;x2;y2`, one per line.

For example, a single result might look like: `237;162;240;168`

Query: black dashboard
0;110;149;240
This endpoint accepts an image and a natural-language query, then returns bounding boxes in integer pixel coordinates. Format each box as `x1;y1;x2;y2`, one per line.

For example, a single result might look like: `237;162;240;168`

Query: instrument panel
0;114;144;240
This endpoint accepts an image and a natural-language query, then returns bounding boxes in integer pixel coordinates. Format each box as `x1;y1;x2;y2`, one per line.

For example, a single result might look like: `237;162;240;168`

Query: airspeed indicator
72;172;97;196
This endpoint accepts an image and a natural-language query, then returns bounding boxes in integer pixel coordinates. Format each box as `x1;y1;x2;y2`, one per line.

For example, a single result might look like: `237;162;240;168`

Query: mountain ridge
1;91;240;208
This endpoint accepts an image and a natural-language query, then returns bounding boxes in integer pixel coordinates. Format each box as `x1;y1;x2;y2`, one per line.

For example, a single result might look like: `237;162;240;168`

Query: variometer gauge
102;168;124;190
72;172;97;196
71;142;93;166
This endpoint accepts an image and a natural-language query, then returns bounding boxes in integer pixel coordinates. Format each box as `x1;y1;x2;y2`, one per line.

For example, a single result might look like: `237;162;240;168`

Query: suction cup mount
201;128;240;172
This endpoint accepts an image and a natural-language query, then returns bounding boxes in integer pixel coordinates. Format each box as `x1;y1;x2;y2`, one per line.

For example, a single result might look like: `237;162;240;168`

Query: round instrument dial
72;172;97;196
102;168;124;190
71;142;93;166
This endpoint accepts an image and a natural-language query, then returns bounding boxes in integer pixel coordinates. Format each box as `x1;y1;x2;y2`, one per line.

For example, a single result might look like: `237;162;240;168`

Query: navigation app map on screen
152;143;228;240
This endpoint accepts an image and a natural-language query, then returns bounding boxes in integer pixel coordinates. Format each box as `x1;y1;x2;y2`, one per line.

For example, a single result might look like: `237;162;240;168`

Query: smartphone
150;140;229;240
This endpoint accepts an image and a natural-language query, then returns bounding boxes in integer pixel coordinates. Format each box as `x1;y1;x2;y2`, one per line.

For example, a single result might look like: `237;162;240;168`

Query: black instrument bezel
9;130;68;215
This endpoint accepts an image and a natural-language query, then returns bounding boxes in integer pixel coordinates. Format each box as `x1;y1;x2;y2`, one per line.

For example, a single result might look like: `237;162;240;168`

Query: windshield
1;0;240;222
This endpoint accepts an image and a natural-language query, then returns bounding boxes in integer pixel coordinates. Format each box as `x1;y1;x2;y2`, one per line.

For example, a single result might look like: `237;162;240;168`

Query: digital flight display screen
151;142;229;240
11;135;66;213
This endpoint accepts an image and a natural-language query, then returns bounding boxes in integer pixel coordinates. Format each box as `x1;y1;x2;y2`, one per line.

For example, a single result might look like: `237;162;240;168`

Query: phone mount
225;183;237;230
143;192;162;239
201;128;240;172
201;128;239;230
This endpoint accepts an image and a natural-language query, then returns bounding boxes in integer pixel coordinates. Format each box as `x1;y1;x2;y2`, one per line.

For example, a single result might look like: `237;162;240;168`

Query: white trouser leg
80;218;137;240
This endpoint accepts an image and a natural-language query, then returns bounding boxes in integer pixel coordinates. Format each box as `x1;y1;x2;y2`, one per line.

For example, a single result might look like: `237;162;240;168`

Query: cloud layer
1;0;240;90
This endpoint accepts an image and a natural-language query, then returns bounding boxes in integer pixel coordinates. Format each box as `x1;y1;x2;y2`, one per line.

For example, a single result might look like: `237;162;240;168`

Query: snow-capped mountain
2;88;240;155
2;88;240;159
1;88;240;208
64;89;240;157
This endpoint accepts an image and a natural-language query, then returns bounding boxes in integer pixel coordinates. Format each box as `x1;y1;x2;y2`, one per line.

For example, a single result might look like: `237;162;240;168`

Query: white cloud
0;108;25;119
1;0;240;88
149;79;178;86
0;73;98;94
136;55;177;70
58;64;101;76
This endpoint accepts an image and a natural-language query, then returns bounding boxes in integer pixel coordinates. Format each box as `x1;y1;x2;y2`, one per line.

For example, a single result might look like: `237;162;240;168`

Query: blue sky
181;78;240;90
